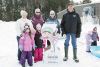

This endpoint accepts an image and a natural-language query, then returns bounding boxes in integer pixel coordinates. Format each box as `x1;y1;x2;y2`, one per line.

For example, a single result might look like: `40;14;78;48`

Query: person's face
94;27;97;31
35;10;41;16
36;24;41;31
67;5;74;12
50;13;55;18
24;25;30;33
21;12;28;18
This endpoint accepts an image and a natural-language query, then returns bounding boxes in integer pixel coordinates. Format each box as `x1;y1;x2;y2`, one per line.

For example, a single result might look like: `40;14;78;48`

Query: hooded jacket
61;9;81;37
92;31;99;41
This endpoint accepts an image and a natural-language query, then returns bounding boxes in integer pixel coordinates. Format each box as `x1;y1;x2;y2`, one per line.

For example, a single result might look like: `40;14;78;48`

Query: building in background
57;2;100;24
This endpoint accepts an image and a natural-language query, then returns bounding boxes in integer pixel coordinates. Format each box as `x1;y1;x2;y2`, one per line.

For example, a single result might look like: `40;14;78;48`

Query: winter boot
22;64;25;67
29;66;33;67
63;47;68;61
73;48;79;63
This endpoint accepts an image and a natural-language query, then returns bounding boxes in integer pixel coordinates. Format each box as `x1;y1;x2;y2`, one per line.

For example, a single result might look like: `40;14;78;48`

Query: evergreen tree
82;0;91;4
0;0;70;21
0;0;2;20
41;0;69;19
6;0;13;21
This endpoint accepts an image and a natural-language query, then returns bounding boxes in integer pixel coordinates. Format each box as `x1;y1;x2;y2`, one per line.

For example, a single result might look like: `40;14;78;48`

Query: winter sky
73;0;100;3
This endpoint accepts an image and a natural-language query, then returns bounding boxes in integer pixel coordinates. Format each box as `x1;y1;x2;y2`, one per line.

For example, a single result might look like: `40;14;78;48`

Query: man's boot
73;48;79;63
63;47;68;61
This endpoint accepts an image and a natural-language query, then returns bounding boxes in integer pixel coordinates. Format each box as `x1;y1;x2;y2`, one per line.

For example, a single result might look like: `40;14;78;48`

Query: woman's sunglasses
36;12;40;13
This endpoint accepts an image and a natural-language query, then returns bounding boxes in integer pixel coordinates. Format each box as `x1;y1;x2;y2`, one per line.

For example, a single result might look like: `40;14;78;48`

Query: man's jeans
64;33;77;48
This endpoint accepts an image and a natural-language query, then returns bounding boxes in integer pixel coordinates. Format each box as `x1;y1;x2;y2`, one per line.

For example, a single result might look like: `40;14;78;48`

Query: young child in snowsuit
91;27;99;46
86;31;93;52
34;24;44;63
19;24;35;67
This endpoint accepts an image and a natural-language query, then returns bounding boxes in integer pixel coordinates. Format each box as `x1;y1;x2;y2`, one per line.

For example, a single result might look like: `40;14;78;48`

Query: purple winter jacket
91;32;99;41
31;14;44;29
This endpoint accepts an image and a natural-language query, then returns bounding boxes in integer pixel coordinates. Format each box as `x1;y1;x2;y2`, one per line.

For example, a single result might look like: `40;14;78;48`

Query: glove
20;34;23;37
61;31;66;37
19;45;23;51
61;28;66;36
76;33;80;38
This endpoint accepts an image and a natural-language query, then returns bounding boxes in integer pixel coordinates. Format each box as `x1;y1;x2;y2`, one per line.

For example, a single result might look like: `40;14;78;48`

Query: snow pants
20;51;33;66
34;48;43;62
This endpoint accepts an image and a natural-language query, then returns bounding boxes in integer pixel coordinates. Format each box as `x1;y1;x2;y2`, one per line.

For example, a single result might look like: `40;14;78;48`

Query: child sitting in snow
86;31;93;52
19;24;35;67
91;27;99;46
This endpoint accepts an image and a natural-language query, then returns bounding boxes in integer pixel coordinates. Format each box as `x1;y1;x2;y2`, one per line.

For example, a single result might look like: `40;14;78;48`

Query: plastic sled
90;46;100;58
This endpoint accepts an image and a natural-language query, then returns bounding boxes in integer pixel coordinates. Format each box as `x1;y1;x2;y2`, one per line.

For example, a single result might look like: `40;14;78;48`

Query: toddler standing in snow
19;24;35;67
91;27;99;46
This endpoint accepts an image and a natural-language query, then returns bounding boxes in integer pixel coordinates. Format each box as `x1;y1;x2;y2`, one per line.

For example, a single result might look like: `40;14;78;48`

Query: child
86;31;93;52
91;27;99;46
34;24;44;63
19;24;35;67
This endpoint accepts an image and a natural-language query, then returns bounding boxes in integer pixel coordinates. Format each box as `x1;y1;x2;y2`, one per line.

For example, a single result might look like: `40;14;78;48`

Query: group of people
16;7;60;67
86;27;99;52
15;2;90;67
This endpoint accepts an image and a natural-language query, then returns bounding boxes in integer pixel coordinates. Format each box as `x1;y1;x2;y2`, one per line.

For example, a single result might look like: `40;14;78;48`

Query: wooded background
0;0;91;21
0;0;70;21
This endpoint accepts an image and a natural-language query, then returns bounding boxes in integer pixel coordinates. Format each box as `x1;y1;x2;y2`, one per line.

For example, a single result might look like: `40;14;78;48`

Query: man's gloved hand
76;33;80;38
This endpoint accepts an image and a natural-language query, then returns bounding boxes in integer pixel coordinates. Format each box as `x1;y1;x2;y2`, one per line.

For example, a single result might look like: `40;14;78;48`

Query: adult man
61;3;81;63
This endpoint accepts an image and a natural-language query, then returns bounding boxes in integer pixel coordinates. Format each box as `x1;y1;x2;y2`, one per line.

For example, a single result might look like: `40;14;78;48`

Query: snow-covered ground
0;18;100;67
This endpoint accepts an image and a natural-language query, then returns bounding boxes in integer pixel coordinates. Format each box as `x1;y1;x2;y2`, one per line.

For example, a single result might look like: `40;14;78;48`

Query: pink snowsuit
19;32;35;51
19;32;35;66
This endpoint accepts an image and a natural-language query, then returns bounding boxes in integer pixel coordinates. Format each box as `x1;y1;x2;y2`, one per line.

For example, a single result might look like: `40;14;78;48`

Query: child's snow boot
22;64;25;67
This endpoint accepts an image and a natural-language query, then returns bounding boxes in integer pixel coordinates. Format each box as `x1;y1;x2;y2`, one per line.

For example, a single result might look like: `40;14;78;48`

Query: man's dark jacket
61;10;81;38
